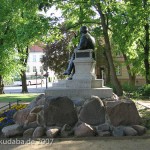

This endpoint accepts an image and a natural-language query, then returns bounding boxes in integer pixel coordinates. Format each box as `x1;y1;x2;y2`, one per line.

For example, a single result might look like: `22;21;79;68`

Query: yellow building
96;51;146;86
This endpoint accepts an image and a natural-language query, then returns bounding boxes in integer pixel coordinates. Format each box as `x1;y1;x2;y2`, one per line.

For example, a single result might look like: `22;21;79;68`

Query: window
116;65;122;76
33;66;37;72
39;55;43;62
33;55;36;62
40;66;43;74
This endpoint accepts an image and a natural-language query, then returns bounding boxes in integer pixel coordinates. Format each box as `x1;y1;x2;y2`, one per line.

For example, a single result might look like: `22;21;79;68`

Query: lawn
0;93;39;102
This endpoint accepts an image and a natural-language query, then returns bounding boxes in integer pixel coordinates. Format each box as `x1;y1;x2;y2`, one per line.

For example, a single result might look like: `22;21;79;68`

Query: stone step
52;80;67;87
45;87;113;99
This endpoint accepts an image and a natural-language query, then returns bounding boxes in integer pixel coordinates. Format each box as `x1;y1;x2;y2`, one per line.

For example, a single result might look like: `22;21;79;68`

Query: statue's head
80;26;88;34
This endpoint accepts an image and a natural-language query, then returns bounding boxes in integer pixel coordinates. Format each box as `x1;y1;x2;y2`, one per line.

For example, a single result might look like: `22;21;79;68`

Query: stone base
73;58;96;80
45;87;113;99
52;79;104;88
45;49;113;99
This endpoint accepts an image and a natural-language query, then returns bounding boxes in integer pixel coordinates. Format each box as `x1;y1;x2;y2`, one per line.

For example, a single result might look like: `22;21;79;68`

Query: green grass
0;93;39;102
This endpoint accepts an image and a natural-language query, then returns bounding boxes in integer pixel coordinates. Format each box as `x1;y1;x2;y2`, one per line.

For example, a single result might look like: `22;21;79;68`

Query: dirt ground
0;137;150;150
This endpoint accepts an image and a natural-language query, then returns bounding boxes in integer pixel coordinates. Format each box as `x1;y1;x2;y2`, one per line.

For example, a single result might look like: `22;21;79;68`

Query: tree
142;0;150;84
0;0;51;93
42;31;77;78
35;0;150;92
0;0;23;93
14;1;50;92
93;1;123;95
110;0;150;85
49;0;123;95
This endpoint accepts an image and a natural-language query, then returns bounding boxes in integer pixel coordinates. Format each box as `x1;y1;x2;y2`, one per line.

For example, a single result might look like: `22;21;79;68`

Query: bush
122;83;137;93
138;84;150;97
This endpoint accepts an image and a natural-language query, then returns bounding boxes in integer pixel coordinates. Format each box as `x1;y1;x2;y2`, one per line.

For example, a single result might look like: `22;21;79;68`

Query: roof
29;45;44;52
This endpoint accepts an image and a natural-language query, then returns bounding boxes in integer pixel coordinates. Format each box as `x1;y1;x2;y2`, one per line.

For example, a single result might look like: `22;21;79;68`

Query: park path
0;137;150;150
137;100;150;109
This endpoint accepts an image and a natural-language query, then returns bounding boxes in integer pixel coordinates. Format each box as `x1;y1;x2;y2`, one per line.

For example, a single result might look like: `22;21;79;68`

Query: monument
45;26;113;99
2;27;145;139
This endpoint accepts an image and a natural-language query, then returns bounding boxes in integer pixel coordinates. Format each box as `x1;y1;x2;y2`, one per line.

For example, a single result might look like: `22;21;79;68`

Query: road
4;83;52;94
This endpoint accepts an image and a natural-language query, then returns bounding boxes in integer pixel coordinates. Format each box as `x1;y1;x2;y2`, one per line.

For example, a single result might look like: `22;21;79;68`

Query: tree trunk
96;3;123;96
103;51;111;84
18;46;29;93
123;53;136;86
143;0;150;84
0;75;5;94
144;23;150;84
20;70;28;93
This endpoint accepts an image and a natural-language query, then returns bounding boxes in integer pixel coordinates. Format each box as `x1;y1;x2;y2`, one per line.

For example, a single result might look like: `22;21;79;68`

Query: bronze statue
63;26;95;79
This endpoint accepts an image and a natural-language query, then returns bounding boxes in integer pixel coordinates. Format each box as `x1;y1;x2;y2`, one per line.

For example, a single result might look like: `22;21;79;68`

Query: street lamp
43;70;49;89
43;55;49;89
41;69;44;87
35;68;37;88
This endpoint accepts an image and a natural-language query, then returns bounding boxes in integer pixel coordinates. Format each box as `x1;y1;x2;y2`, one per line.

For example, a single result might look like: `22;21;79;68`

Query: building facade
26;45;55;81
28;45;145;86
96;51;146;86
113;53;146;86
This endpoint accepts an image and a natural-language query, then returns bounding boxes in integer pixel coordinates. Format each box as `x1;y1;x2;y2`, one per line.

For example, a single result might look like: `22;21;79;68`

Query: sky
39;6;62;18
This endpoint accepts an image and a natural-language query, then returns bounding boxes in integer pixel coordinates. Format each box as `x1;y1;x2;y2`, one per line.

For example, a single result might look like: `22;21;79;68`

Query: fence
0;100;21;111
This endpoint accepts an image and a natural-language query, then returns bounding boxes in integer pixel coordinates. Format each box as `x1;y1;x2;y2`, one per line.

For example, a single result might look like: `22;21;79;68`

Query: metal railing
0;100;21;111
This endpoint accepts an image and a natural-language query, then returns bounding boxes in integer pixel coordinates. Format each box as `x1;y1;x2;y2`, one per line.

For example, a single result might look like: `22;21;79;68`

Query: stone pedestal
45;87;112;99
73;49;96;80
45;49;113;99
52;79;104;88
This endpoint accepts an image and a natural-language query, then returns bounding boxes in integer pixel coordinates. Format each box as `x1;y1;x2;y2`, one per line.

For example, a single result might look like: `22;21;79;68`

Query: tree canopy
41;0;149;94
0;0;149;95
0;0;53;93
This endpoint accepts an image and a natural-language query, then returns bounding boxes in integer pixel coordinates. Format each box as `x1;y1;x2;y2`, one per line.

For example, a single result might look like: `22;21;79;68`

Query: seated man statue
63;26;95;79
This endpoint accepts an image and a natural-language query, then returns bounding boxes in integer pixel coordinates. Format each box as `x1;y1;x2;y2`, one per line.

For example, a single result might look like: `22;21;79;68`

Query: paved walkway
4;83;52;94
0;137;150;150
136;100;150;109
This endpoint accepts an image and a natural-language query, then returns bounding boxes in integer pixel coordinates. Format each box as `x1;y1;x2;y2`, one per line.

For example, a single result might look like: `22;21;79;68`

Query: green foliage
0;0;51;84
1;0;149;89
122;83;137;93
122;84;150;98
121;83;141;98
42;32;75;78
110;0;150;82
139;108;150;129
138;84;150;97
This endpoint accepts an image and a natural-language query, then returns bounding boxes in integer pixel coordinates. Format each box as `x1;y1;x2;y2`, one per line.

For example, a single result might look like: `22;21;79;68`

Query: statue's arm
77;35;87;50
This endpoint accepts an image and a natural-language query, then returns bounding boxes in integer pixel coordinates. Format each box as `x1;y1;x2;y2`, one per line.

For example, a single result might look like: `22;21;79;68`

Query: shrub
122;83;137;93
138;84;150;97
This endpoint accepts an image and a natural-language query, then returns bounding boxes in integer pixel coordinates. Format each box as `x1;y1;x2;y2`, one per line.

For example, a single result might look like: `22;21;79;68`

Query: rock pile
1;94;146;138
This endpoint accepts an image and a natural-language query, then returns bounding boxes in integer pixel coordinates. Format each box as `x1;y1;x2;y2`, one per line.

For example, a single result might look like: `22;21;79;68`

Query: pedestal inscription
73;49;96;80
